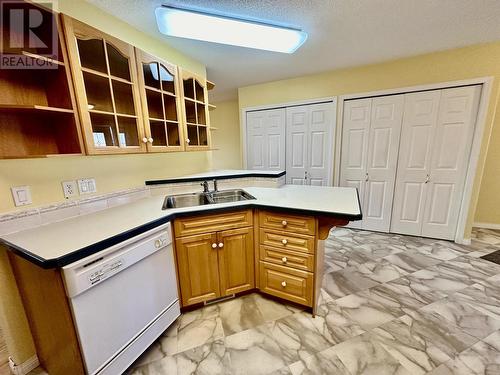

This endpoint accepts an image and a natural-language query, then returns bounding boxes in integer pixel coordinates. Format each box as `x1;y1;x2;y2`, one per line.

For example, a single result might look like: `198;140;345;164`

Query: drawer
259;262;313;307
259;228;315;254
259;210;316;235
174;209;253;237
260;245;314;272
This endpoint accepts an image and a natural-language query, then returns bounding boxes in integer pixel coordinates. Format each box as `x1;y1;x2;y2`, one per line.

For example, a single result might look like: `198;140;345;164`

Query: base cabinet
173;210;255;307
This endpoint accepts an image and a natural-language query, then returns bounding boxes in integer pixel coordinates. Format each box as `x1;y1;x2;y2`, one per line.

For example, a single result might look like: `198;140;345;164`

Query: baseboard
8;355;39;375
473;222;500;230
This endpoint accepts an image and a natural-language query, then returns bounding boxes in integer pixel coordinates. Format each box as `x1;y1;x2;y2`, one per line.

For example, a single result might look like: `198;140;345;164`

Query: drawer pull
282;239;288;245
282;257;288;264
218;242;224;248
282;220;288;227
281;281;287;287
212;243;217;249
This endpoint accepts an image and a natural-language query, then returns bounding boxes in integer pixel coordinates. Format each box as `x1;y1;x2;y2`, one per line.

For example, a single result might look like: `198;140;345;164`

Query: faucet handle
213;179;218;192
200;180;209;193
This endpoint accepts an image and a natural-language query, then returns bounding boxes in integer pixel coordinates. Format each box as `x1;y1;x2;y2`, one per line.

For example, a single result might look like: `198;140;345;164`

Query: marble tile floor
126;228;500;375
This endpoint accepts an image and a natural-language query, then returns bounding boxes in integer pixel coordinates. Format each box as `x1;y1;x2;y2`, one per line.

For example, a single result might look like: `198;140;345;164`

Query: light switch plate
11;186;32;207
77;178;97;195
62;181;78;199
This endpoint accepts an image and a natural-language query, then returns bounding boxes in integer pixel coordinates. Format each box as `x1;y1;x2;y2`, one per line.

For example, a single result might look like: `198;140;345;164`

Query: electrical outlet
62;181;78;199
77;178;97;195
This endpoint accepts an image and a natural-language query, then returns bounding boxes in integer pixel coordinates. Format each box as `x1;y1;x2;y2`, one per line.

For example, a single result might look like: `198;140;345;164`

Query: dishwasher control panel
89;258;125;284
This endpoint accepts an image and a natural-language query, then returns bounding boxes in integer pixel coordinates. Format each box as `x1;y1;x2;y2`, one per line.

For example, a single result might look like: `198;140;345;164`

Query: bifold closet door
391;85;481;240
286;102;334;186
246;109;286;170
340;96;403;231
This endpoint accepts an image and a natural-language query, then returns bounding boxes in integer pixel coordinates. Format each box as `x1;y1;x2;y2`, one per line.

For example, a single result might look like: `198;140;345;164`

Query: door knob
148;137;153;143
281;220;288;227
142;137;148;143
218;242;224;248
365;173;369;182
425;174;430;184
282;257;288;264
211;243;217;249
281;281;287;287
282;239;288;245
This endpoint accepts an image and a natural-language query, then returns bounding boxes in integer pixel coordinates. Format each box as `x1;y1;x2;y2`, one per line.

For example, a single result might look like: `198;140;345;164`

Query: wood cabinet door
179;68;212;150
175;233;220;306
62;16;146;155
135;48;185;152
217;227;255;296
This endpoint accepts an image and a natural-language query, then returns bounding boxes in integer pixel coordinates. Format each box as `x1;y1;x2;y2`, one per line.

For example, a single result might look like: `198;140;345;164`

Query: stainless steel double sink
163;189;256;209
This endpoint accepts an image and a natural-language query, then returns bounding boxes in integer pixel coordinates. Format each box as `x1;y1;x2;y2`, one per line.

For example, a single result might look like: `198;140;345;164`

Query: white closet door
421;86;481;239
390;91;441;236
246;109;286;170
340;98;372;229
307;102;334;186
286;106;308;184
362;95;404;232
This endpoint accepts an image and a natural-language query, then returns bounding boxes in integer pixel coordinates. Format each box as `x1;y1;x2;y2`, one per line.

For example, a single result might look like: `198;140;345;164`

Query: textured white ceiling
87;0;500;101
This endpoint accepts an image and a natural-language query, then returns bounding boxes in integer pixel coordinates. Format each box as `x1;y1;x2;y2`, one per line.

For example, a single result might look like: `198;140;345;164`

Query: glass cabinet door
179;69;211;150
62;16;146;154
135;49;184;152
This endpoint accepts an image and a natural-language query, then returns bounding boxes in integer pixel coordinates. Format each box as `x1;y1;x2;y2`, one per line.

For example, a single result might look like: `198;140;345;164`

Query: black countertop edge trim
145;171;286;185
1;202;362;269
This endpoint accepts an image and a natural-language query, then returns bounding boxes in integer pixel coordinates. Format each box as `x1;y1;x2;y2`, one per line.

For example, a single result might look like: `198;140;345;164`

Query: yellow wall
0;0;210;213
238;42;500;235
210;100;242;169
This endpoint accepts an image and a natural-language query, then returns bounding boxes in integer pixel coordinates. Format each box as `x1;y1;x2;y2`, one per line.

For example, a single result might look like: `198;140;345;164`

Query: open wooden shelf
207;80;215;91
0;105;74;113
208;103;216;111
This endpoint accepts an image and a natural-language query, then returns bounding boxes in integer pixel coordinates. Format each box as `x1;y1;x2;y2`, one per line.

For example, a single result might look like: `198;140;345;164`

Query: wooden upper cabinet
0;3;84;158
62;16;146;154
135;49;184;152
179;68;212;150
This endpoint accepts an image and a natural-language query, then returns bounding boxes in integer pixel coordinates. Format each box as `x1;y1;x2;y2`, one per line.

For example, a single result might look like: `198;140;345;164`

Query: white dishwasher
62;222;180;375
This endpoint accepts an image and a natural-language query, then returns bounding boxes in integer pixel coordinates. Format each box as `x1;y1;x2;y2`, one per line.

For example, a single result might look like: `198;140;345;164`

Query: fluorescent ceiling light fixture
155;6;307;53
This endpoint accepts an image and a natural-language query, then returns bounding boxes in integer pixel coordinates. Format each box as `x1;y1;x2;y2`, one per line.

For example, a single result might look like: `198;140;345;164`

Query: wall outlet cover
11;186;32;207
77;178;97;195
62;180;78;199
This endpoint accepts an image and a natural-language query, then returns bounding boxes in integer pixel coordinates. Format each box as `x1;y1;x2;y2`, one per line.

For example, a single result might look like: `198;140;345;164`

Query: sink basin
210;189;256;204
163;189;256;209
163;192;212;209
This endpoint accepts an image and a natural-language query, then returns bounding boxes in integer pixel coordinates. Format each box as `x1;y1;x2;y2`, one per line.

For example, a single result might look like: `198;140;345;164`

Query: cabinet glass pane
112;80;135;115
197;103;206;125
117;116;139;146
199;126;208;146
167;122;180;146
77;38;107;73
150;120;167;146
184;99;196;123
83;72;113;112
146;89;163;119
142;62;160;89
159;64;175;94
187;124;198;146
90;113;117;147
183;78;194;99
106;43;131;81
164;94;177;121
195;80;205;102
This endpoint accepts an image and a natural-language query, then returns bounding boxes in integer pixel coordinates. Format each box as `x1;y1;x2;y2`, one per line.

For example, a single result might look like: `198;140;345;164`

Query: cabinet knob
148;137;153;143
212;243;217;249
282;220;287;227
282;257;287;264
186;138;190;144
281;281;287;287
282;239;288;245
218;242;224;248
142;137;148;143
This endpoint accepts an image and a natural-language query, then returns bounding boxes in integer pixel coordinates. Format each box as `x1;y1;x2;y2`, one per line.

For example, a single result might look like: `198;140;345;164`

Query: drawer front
259;262;313;307
259;210;316;235
174;210;253;237
259;228;315;254
260;245;314;272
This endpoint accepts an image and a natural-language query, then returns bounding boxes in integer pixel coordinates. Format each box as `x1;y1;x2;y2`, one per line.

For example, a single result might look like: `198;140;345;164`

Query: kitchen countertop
146;169;286;185
1;185;361;269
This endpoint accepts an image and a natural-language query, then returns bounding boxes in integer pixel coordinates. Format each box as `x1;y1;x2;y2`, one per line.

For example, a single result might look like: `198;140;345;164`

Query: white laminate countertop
1;185;360;268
